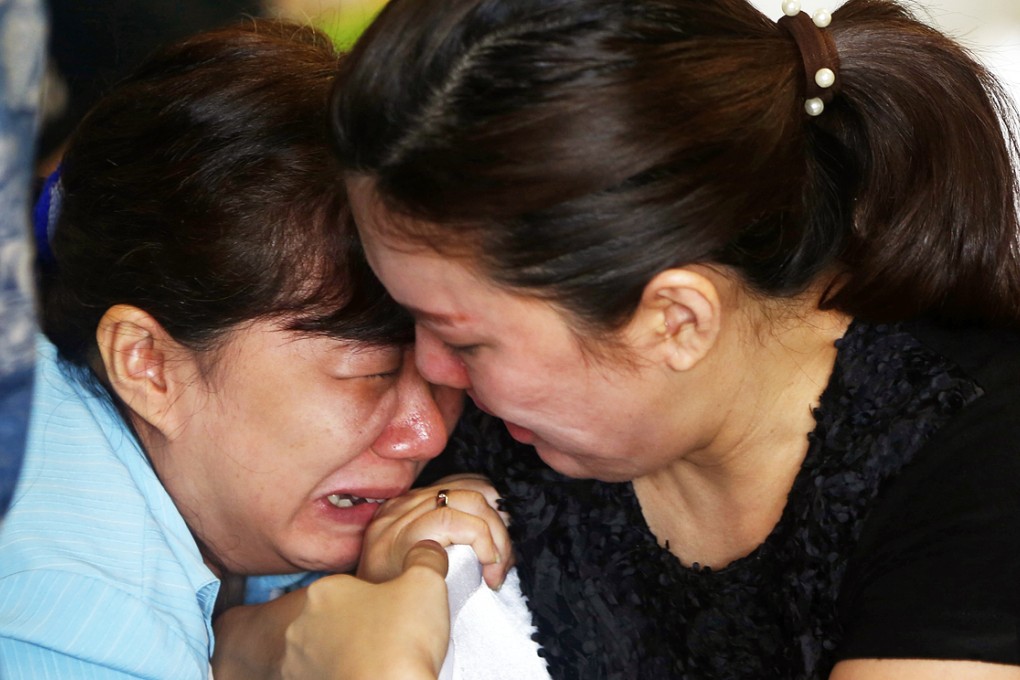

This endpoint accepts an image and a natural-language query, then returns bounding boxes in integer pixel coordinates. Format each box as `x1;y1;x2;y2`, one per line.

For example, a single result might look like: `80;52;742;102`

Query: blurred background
37;0;1020;174
36;0;390;172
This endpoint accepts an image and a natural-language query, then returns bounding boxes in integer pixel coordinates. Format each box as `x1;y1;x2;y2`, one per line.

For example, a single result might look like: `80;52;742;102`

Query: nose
415;325;472;389
371;349;464;461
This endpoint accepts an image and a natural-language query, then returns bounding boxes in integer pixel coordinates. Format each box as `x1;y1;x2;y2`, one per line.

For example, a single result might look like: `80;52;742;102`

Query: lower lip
318;498;384;524
468;394;537;444
503;420;537;445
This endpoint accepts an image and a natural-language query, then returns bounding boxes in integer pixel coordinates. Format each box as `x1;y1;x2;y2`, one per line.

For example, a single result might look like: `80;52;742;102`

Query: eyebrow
403;305;466;327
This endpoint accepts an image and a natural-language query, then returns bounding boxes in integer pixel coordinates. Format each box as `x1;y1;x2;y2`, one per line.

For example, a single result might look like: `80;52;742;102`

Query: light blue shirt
0;338;311;678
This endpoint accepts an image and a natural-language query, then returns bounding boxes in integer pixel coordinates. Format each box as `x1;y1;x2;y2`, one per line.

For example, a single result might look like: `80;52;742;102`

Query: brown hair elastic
777;2;840;116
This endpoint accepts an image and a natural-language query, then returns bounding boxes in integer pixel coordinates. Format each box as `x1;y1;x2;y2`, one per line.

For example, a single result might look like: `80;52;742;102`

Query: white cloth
438;545;551;680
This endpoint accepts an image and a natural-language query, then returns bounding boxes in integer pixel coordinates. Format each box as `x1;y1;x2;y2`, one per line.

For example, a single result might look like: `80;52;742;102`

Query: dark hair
331;0;1020;334
42;19;412;380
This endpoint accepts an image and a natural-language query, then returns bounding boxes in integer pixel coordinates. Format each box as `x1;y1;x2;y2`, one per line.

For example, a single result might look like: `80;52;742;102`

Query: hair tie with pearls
778;1;840;117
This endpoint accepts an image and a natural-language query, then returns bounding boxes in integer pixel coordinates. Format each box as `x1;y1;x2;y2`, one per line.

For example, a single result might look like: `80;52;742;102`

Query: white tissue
437;544;551;680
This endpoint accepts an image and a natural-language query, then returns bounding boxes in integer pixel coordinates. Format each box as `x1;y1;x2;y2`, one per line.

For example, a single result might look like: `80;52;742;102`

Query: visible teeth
328;493;387;508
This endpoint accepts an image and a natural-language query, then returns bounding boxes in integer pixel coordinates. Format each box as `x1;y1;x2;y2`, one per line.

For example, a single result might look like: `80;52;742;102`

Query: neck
635;300;850;569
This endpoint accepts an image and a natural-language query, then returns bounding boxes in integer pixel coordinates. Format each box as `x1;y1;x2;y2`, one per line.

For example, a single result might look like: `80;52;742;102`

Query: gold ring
436;489;450;508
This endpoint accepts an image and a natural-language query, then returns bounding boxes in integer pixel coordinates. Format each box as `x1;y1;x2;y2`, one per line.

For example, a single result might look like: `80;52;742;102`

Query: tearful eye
330;362;401;381
327;341;405;380
367;366;401;379
444;341;480;356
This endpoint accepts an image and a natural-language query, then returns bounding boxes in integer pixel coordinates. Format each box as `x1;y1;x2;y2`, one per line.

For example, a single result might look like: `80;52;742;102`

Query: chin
535;445;598;480
287;543;362;574
536;444;635;483
295;555;359;574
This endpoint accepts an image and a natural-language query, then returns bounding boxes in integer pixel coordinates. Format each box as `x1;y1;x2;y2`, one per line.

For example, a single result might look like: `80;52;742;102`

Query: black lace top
447;321;1020;679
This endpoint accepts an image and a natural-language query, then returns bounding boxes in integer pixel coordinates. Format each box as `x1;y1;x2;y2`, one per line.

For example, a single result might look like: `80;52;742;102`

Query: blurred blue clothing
0;0;46;516
0;337;311;679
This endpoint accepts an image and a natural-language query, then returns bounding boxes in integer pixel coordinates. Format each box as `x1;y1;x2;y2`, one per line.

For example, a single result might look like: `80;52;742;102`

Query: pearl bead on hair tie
782;0;833;27
804;97;825;116
777;2;840;117
815;67;835;89
812;9;832;27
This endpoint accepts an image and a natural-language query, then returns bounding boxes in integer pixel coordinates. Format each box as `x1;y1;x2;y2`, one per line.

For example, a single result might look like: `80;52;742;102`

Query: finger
437;489;510;550
397;506;514;590
370;484;467;525
401;519;510;591
402;539;449;578
481;553;514;590
449;484;512;529
430;475;508;519
359;504;507;584
451;479;509;526
375;487;509;549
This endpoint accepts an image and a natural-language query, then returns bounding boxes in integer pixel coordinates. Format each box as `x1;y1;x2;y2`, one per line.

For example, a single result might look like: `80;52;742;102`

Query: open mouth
326;493;388;509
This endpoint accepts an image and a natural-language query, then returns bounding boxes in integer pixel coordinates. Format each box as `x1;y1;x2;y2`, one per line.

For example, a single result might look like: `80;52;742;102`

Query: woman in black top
330;0;1020;677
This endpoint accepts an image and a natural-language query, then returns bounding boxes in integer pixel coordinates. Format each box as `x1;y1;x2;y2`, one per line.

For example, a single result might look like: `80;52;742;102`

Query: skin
358;473;511;585
282;540;452;680
99;304;514;679
216;540;453;680
348;178;838;500
99;304;466;575
349;177;1020;680
212;477;512;680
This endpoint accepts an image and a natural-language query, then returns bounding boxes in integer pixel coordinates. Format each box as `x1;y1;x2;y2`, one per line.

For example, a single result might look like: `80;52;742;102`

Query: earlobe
638;268;722;372
96;305;176;432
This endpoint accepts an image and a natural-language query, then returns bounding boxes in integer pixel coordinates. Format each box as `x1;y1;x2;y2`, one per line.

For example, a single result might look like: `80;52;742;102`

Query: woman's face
350;181;690;483
152;321;463;575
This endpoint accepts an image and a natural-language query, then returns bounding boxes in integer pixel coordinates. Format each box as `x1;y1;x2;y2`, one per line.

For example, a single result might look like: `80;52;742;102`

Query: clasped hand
280;474;512;680
358;473;514;588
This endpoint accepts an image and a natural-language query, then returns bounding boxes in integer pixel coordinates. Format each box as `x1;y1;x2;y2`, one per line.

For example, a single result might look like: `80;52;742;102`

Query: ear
627;268;722;372
95;305;189;436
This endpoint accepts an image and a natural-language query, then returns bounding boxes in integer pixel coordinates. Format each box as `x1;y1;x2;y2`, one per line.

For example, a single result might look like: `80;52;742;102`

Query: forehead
346;176;415;242
347;188;570;331
346;175;379;215
361;238;495;324
347;174;485;260
346;183;486;302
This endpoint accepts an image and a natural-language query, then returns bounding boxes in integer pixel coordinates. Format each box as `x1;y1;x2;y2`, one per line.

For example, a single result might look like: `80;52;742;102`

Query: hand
358;473;513;589
212;591;306;680
282;540;451;680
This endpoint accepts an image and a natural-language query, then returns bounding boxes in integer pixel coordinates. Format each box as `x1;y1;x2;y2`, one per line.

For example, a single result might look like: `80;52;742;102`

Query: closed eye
367;367;401;379
444;341;480;356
